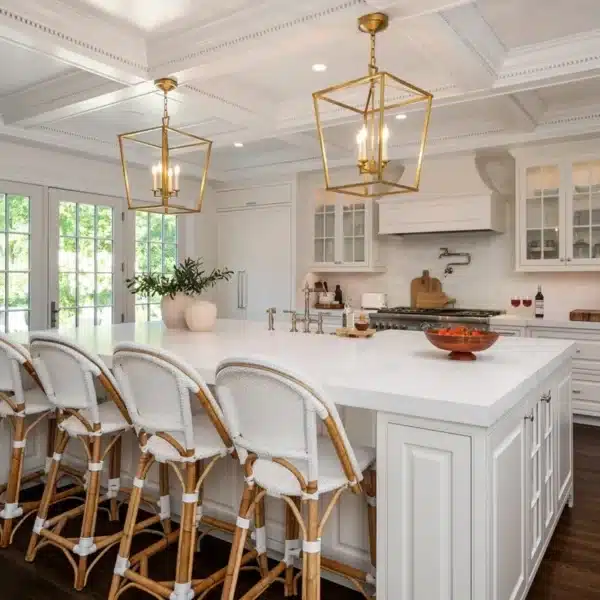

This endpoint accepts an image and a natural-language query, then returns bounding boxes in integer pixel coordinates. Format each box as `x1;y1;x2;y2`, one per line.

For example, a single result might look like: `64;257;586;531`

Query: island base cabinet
377;418;472;600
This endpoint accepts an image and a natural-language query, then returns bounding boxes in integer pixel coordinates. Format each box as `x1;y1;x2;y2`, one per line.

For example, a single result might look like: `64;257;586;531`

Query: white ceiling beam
405;12;499;91
0;0;148;84
0;71;125;126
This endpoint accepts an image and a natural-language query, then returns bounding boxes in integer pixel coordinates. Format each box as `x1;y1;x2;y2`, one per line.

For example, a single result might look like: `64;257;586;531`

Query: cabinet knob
572;389;581;395
524;411;534;422
541;391;551;403
566;257;572;262
560;258;565;262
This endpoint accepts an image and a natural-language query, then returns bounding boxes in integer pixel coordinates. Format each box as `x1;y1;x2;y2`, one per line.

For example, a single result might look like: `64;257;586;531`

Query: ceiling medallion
118;77;212;214
312;12;433;198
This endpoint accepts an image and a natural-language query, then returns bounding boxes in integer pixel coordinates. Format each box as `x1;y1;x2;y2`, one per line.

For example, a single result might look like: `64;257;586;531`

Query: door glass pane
525;166;560;261
572;160;600;260
135;213;178;322
342;203;366;264
57;201;114;327
0;193;31;332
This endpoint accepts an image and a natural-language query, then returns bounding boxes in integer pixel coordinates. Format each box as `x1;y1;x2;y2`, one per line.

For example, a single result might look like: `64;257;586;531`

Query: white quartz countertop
491;313;600;331
11;320;575;428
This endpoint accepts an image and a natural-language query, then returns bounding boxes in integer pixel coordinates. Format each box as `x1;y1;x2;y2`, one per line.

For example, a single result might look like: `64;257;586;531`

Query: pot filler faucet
439;247;472;276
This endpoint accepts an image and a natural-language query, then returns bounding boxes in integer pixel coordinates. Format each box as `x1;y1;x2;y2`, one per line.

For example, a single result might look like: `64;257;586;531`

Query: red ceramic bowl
425;329;500;361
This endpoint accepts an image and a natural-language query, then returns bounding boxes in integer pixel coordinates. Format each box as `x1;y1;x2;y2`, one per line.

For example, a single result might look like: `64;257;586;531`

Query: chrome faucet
439;247;471;277
266;307;276;331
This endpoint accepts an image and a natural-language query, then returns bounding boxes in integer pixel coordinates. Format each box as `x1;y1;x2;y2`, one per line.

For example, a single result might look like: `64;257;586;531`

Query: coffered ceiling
0;0;600;184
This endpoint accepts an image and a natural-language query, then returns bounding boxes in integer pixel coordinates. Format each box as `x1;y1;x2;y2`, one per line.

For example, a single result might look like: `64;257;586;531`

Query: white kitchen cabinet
217;204;292;320
555;372;573;509
377;420;472;600
311;197;384;273
516;157;600;271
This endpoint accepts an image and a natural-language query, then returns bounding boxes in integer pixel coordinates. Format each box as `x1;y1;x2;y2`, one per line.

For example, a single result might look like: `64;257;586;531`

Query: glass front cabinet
311;196;384;272
517;157;600;271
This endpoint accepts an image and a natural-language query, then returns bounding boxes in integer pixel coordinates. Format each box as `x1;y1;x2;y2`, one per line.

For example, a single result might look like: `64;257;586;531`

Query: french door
48;189;124;329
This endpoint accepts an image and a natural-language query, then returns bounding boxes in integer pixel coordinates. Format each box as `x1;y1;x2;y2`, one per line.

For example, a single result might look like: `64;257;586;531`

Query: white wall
296;152;600;317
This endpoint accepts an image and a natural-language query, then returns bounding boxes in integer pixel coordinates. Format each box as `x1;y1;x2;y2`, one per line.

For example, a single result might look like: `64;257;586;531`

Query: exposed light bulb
395;113;407;120
312;63;327;72
173;164;181;192
356;125;367;161
382;125;389;161
234;142;244;148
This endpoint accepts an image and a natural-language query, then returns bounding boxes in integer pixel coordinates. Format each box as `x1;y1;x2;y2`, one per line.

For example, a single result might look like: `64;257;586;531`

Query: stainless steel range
369;307;505;331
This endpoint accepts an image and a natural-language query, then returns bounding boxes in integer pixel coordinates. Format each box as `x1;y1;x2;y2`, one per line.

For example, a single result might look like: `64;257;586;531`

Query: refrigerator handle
236;271;242;309
243;271;248;309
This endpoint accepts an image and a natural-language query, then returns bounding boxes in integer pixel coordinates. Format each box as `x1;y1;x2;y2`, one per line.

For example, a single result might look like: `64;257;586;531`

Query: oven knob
420;322;431;331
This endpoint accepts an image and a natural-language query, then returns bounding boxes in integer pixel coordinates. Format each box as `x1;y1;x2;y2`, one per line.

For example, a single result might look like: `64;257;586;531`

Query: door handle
242;271;248;309
50;301;59;328
237;272;242;309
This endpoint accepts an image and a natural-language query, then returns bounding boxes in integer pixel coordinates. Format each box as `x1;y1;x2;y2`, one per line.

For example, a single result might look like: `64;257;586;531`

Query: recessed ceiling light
312;63;327;72
234;142;244;148
395;113;407;120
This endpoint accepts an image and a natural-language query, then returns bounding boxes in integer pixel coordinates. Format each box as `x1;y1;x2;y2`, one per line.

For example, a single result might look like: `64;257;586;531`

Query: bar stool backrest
215;357;363;488
113;342;229;452
30;333;115;422
0;334;34;405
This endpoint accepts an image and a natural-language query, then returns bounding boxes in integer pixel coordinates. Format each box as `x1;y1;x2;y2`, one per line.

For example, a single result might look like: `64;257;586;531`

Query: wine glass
510;296;521;308
522;297;532;308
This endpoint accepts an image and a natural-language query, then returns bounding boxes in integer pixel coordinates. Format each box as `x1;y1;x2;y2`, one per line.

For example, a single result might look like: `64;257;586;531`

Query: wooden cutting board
336;328;376;338
410;270;442;308
570;309;600;322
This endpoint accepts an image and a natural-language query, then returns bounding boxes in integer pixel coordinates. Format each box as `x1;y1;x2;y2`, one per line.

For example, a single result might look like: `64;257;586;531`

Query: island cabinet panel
556;372;573;509
377;419;471;600
489;415;527;600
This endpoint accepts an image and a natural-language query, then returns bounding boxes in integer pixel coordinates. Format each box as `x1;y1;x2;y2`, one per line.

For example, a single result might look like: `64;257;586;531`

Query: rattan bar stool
215;357;377;600
25;333;168;590
0;334;84;548
108;343;263;600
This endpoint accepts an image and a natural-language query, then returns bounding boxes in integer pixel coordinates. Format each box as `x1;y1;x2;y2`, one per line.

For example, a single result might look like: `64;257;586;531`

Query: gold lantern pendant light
118;77;212;214
313;13;433;198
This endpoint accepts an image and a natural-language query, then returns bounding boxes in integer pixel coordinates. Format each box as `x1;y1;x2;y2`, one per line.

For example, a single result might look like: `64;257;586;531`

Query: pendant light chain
162;90;169;125
369;32;377;74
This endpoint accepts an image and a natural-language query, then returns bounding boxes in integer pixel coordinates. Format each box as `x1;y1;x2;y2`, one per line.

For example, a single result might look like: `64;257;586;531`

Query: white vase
161;293;190;329
184;299;218;332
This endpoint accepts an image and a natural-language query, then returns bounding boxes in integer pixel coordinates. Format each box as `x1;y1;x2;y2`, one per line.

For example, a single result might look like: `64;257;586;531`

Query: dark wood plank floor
2;424;599;599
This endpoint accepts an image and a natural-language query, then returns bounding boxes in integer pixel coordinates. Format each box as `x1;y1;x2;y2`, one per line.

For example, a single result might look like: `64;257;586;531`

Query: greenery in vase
126;258;233;299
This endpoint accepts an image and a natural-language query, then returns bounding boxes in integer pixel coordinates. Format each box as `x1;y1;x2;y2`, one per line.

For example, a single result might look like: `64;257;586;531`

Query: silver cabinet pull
243;271;248;309
541;391;551;403
572;389;581;395
524;410;534;422
237;271;242;309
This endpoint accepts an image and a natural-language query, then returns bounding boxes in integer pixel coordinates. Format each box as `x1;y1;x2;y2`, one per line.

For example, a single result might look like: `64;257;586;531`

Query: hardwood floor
1;424;599;599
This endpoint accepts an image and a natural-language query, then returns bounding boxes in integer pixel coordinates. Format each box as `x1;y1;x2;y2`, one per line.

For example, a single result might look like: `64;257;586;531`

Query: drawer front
572;378;600;403
530;328;600;368
492;326;524;337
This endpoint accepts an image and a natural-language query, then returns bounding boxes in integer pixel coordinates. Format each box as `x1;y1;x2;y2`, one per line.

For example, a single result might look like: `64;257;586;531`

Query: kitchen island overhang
7;322;575;600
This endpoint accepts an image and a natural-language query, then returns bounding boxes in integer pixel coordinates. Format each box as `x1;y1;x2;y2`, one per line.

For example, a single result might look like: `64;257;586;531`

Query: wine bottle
535;285;544;319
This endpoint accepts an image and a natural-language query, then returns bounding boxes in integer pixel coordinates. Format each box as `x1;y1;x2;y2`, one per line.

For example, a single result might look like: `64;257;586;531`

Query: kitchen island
8;321;574;600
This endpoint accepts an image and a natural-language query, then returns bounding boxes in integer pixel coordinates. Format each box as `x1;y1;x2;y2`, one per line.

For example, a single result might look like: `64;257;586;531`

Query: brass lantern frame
118;77;213;214
312;12;433;198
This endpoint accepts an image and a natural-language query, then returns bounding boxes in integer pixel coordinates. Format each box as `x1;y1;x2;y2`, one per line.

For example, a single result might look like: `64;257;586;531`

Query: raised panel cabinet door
540;388;557;539
490;416;526;600
556;373;573;508
379;423;471;600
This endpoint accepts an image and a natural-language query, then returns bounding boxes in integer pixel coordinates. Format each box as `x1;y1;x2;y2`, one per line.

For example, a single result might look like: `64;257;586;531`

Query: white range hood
378;193;506;235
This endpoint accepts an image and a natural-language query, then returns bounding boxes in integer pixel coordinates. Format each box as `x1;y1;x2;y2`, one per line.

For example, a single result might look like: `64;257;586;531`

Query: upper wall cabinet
517;157;600;271
311;197;385;273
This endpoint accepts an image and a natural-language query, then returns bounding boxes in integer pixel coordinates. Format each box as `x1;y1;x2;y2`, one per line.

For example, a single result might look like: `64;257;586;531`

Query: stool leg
74;435;102;590
45;415;57;476
254;489;269;576
173;461;199;599
108;451;153;600
303;495;321;600
220;481;255;600
1;415;26;547
159;461;172;535
109;435;122;522
284;497;301;597
26;429;69;562
365;469;376;579
195;459;204;551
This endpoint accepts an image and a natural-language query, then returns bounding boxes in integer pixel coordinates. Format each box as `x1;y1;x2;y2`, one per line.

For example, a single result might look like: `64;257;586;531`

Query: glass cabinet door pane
314;203;336;264
525;166;560;261
341;203;366;264
572;160;600;260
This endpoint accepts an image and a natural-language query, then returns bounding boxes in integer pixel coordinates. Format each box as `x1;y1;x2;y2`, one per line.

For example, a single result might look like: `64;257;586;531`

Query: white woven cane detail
107;477;121;499
33;516;46;534
88;461;103;472
302;539;321;554
44;456;52;474
159;495;171;520
366;495;376;507
236;516;250;530
133;477;145;488
0;503;23;519
52;452;62;462
284;539;301;565
302;490;319;500
182;492;198;504
253;526;267;554
195;504;203;524
74;536;97;556
244;475;255;487
114;555;130;576
12;440;25;449
169;582;193;600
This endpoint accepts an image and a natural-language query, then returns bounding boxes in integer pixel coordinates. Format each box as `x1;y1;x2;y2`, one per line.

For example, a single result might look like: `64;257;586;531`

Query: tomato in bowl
424;326;499;361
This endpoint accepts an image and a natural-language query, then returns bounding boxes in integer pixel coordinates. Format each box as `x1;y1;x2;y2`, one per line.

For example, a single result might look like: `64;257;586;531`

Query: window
57;201;114;328
134;213;177;321
0;194;31;332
